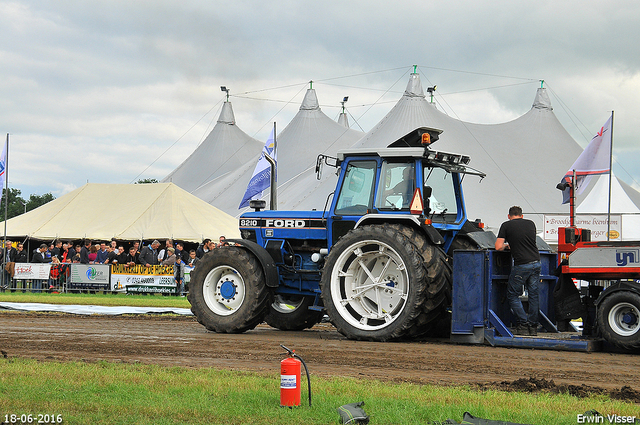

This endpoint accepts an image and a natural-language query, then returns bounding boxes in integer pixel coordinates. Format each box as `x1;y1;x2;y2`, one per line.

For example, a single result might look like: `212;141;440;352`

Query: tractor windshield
423;166;457;220
375;161;415;210
334;160;377;215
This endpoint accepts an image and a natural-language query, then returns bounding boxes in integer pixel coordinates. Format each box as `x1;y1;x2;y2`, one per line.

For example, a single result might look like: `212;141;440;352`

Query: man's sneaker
513;324;529;336
528;324;538;336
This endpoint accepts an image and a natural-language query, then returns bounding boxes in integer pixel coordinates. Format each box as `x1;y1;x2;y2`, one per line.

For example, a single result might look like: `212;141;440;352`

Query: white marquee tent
3;183;240;242
576;173;640;240
188;88;363;213
162;101;263;193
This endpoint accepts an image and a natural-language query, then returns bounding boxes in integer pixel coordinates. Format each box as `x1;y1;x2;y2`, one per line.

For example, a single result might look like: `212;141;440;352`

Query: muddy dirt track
1;311;640;399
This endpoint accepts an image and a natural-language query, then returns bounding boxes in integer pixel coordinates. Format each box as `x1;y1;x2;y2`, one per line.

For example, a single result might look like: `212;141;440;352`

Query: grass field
1;293;638;424
0;291;190;308
0;358;637;425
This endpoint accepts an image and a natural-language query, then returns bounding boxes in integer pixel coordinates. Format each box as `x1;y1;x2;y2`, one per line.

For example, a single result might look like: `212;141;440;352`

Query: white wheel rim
608;302;640;337
203;265;246;316
271;295;304;314
330;239;409;331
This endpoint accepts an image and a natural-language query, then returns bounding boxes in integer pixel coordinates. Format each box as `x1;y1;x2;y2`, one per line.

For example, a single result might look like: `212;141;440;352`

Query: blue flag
239;128;276;208
0;137;6;194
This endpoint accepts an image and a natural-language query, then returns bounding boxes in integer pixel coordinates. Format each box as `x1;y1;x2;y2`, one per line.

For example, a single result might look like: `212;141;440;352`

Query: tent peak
404;73;426;98
532;87;553;111
217;101;236;125
300;89;320;111
338;112;349;128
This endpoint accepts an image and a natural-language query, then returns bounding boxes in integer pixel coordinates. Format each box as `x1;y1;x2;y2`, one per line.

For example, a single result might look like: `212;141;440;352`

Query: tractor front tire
321;224;445;341
264;295;324;331
188;247;271;333
597;291;640;350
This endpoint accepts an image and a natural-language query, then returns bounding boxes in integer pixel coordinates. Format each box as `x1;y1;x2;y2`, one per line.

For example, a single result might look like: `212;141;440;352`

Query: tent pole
606;111;614;241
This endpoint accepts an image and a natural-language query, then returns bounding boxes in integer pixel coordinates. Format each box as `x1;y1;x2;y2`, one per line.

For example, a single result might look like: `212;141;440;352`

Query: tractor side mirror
423;185;432;214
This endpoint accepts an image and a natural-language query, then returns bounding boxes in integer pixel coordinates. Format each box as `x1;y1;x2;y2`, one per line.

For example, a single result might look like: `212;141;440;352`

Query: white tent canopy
191;88;363;214
3;183;240;242
162;101;263;193
350;74;586;232
577;173;640;240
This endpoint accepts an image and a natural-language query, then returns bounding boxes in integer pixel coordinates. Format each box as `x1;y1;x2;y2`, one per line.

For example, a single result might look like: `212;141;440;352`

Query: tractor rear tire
388;223;451;339
264;295;324;331
321;223;449;341
597;291;640;350
188;247;271;334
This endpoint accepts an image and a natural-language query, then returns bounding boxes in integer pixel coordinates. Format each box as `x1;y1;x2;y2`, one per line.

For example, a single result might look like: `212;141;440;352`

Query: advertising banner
543;214;622;242
184;266;194;284
13;263;52;280
68;264;111;290
110;264;176;294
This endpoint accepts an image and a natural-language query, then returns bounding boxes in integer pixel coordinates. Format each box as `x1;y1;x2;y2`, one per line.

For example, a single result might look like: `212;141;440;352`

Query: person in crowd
80;240;92;264
139;240;160;267
125;246;139;267
133;241;140;256
158;239;173;262
175;242;189;264
32;244;50;263
45;243;53;261
51;240;62;260
61;243;70;263
106;245;118;264
196;238;211;258
110;240;117;251
49;256;61;290
174;250;185;296
88;244;98;264
96;242;109;264
13;243;27;292
31;244;51;293
114;246;128;265
14;243;27;263
67;242;76;261
186;249;199;267
161;247;176;266
1;240;17;290
495;205;541;336
219;235;228;247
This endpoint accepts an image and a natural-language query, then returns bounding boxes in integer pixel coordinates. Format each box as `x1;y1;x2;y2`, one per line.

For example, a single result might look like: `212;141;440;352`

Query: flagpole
272;122;277;209
2;134;8;288
607;111;614;241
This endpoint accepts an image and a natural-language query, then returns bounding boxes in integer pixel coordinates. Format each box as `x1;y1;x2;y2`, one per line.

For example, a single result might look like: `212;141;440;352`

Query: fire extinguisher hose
281;344;312;407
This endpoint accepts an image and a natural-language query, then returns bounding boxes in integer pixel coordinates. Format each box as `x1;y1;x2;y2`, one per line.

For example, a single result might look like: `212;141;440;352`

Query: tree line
0;188;55;220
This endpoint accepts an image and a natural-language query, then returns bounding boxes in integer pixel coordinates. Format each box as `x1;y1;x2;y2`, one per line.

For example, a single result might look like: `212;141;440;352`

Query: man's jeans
507;261;541;326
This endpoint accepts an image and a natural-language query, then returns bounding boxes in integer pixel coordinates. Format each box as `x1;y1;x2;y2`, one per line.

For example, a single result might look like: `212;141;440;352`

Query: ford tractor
188;127;494;341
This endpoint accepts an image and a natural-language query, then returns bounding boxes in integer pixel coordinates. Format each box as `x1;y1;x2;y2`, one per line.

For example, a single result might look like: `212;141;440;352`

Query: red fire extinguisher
280;344;311;407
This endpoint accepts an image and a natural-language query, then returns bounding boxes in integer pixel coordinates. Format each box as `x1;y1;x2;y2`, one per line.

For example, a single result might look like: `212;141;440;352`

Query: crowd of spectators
0;235;229;293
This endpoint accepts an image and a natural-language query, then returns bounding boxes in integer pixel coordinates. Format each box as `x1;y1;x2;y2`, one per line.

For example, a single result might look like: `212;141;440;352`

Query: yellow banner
111;264;174;276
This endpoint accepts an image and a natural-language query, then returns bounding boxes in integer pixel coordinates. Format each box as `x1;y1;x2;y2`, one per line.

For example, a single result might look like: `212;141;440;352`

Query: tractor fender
353;214;445;246
226;239;279;288
463;231;496;249
595;281;640;307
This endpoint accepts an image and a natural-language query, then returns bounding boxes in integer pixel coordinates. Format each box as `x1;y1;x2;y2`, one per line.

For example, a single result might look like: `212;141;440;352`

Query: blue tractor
188;127;494;341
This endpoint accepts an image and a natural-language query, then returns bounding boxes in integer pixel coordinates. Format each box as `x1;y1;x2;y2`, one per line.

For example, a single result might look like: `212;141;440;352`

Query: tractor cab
326;127;486;252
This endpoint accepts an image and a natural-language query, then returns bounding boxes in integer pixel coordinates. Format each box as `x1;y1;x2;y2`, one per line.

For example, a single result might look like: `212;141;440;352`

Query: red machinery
556;177;640;350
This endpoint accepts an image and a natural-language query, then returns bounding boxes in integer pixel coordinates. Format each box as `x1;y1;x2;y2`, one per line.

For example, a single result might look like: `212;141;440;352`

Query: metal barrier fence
3;263;192;295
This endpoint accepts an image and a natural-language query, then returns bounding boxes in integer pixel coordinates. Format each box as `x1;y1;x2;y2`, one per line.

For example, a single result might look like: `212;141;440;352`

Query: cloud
1;0;640;198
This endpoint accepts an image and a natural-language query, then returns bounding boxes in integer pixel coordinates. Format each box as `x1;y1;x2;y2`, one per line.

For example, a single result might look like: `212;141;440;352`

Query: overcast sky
1;0;639;200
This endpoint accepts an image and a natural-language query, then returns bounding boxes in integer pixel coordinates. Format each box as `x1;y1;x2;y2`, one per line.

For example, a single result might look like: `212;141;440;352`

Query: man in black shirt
495;206;541;336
